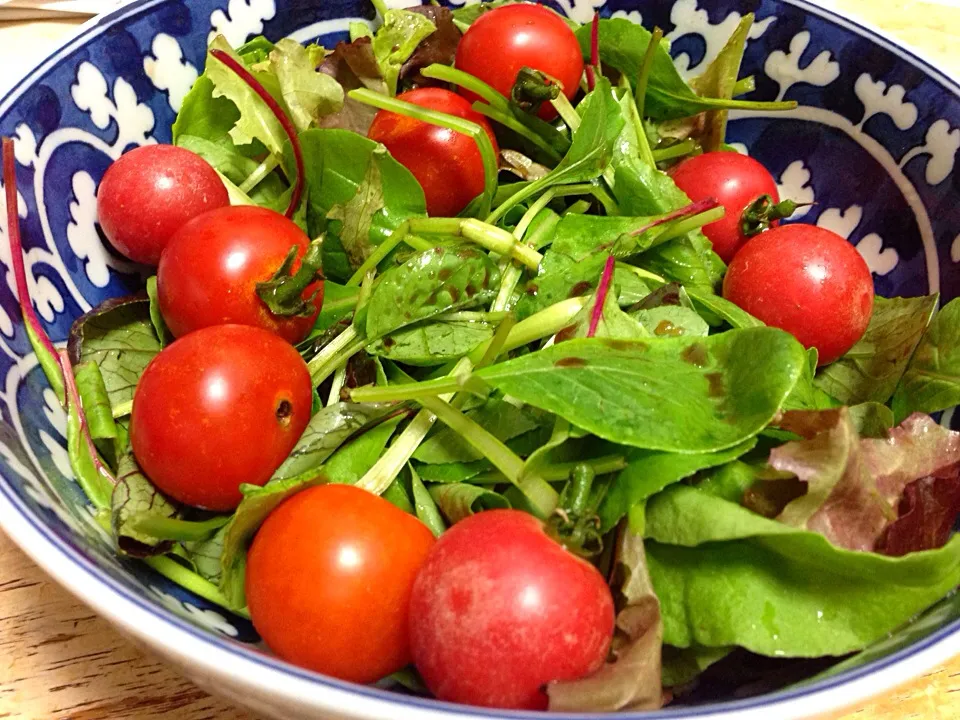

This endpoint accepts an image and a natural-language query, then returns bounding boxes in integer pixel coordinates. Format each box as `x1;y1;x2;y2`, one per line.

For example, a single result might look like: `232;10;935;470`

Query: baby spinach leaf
815;295;937;406
661;645;734;688
373;9;437;95
406;465;446;536
365;246;499;340
271;402;391;483
269;38;344;131
146;276;173;349
112;450;180;557
563;287;650;341
324;419;400;485
685;286;763;329
367;319;494;366
414;395;544;464
474;329;806;453
67;295;161;412
309;281;360;336
298;129;426;280
599;438;757;533
429;483;511;524
644;486;960;657
892;297;960;421
686;14;752;151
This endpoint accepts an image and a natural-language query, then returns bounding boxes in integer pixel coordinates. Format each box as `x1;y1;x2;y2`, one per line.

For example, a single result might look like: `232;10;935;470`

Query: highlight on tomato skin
157;205;324;344
454;3;585;121
368;88;498;218
130;324;313;511
97;144;229;266
723;224;876;365
245;484;437;684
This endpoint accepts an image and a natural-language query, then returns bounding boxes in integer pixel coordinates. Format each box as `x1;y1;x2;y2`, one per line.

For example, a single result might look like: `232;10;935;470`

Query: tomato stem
741;194;808;237
586;256;616;338
349;88;498;218
256;240;324;318
209;49;305;221
512;67;561;114
547;463;605;557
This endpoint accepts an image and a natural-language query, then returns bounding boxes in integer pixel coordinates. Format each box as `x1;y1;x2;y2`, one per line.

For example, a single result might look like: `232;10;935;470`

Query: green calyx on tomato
256;238;326;318
546;463;605;558
510;66;561;113
740;194;807;238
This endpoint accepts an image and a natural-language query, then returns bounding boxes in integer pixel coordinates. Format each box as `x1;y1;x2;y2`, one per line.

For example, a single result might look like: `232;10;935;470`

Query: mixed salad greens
7;0;960;713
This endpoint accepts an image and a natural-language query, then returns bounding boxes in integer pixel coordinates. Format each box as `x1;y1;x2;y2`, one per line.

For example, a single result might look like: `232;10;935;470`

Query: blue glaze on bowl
0;1;957;717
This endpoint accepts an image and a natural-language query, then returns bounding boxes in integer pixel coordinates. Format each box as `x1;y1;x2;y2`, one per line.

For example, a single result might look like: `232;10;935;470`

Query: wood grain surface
2;2;960;719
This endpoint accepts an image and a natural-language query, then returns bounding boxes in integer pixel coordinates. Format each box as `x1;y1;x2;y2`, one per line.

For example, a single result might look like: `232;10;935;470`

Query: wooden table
1;2;960;719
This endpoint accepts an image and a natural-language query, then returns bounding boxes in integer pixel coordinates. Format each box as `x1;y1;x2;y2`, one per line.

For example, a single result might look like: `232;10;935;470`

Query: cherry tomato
409;509;615;710
246;484;436;683
368;88;498;217
455;3;584;121
97;144;228;265
670;152;781;263
130;324;312;510
723;224;875;365
157;206;323;344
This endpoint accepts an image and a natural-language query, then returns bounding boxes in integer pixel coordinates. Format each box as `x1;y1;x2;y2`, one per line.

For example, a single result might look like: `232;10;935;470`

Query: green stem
616;262;666;284
435;311;509;323
327;366;348;406
347;222;409;287
514;189;557;240
408;218;543;271
468;455;629;484
215;170;255;207
550;92;581;131
370;0;388;19
652;139;698;163
477;313;515;366
564;199;592;215
421;64;510;112
350;373;477;404
238;154;280;194
472;103;564;164
419;395;558;516
350;89;498;212
129;515;229;543
306;325;362;385
733;76;755;96
112;399;133;419
634;27;663;167
470;296;587;362
144;556;249;618
649;206;725;246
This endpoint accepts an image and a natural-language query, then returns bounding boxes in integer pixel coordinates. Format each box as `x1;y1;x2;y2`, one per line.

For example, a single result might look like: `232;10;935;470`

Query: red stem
210;49;304;220
3;138;61;371
586;13;600;92
59;349;117;487
631;197;721;237
587;256;616;339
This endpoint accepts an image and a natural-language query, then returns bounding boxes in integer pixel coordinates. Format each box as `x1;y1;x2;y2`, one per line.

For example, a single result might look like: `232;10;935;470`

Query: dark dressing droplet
706;372;724;398
655;319;683;337
554;357;587;368
682;343;709;368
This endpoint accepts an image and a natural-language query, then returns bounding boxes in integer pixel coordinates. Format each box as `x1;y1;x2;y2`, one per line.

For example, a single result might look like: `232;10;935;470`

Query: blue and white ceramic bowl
0;1;957;718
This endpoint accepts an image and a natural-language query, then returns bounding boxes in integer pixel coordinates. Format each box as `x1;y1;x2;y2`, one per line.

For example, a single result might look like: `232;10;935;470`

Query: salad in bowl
3;0;960;715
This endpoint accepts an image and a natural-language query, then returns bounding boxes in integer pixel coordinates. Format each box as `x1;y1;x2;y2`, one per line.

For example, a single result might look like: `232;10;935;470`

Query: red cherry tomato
455;3;584;121
97;144;228;265
670;152;780;263
409;509;615;710
368;88;498;217
157;206;323;344
723;224;875;365
130;324;312;510
246;484;436;683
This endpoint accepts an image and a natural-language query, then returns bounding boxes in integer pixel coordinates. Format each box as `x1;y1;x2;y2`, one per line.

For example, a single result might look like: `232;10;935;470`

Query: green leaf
323;419;400;485
644;486;960;656
687;14;753;151
414;396;544;464
182;524;229;585
892;297;960;421
474;329;806;453
74;362;117;440
686;286;763;329
308;281;360;336
271;402;391;483
816;295;938;405
373;9;437;95
298;128;426;281
146;276;173;349
111;450;180;556
205;35;287;156
269;38;344;131
566;287;650;341
414;459;492;484
67;296;161;412
429;483;511;524
784;348;840;411
365;246;500;340
367;319;494;366
599;438;757;533
661;645;733;688
406;464;446;536
176;134;288;206
849;401;894;438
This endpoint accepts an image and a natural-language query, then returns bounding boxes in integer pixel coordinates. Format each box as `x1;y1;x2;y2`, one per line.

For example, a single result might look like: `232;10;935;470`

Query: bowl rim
0;1;958;718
